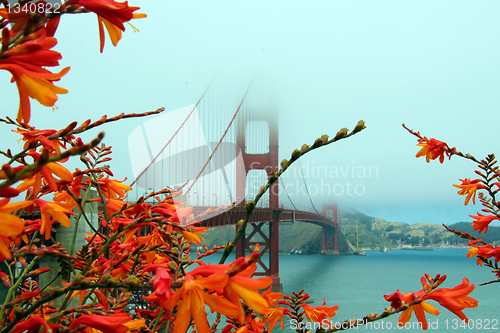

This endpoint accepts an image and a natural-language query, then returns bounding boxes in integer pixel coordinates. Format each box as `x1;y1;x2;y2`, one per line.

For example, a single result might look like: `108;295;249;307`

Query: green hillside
198;209;499;254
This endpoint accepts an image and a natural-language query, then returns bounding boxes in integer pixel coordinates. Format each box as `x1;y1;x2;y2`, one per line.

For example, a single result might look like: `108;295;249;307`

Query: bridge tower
235;110;281;290
321;204;340;255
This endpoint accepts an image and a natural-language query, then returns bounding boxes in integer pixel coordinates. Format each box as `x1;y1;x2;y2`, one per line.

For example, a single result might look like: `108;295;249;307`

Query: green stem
69;185;93;256
0;259;37;323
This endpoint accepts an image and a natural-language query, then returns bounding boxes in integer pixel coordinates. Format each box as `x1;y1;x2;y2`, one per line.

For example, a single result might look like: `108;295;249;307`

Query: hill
198;209;499;254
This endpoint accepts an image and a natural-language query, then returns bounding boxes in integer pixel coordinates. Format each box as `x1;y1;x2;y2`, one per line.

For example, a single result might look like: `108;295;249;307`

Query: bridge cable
130;81;214;187
184;79;254;196
279;177;297;210
297;158;320;214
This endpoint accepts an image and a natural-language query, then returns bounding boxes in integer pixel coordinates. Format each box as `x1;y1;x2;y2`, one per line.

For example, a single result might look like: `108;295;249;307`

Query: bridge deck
194;206;338;229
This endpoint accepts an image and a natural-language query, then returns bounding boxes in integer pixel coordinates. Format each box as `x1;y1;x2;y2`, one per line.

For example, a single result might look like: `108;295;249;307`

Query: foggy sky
1;0;499;225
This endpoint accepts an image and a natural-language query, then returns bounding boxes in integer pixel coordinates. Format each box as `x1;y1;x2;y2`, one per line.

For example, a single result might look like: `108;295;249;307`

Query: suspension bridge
128;78;349;290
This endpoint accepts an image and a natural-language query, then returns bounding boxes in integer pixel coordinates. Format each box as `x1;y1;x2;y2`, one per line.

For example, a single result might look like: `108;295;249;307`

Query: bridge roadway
193;206;338;229
193;204;341;291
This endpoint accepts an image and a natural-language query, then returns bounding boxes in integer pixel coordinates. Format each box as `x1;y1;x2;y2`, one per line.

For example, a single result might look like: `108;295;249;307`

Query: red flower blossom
424;278;478;322
300;300;339;328
384;289;439;330
153;267;173;307
415;137;452;163
16;151;72;197
453;178;486;205
467;242;500;265
12;127;73;154
164;274;240;333
67;313;133;333
0;198;32;260
75;0;146;52
11;317;51;333
0;29;69;123
385;276;478;329
469;213;499;234
32;199;75;239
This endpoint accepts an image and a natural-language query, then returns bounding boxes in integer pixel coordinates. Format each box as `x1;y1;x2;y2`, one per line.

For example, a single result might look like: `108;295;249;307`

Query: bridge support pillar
235;211;282;292
235;107;281;290
322;227;339;255
270;212;281;291
322;203;340;255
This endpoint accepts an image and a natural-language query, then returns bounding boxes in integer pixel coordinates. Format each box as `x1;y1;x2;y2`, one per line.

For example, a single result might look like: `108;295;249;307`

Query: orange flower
470;213;499;234
0;187;19;198
165;274;240;333
225;313;266;333
67;313;132;333
53;174;84;210
300;300;339;328
384;290;439;330
180;226;206;245
424;278;478;322
93;176;131;199
385;277;478;329
263;307;289;332
17;151;73;197
76;0;146;52
415;137;452;163
0;198;31;260
261;289;291;332
466;246;484;266
453;178;486;205
33;199;75;239
10;317;51;333
12;127;72;154
152;200;194;224
188;246;271;323
219;264;272;323
0;29;69;123
467;242;500;265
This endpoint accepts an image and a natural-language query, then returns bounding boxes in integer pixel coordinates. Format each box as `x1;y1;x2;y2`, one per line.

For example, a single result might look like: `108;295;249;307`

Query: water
277;249;498;332
205;249;499;332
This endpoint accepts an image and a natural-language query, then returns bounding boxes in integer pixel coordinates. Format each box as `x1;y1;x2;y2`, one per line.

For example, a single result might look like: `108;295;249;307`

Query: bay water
206;249;499;332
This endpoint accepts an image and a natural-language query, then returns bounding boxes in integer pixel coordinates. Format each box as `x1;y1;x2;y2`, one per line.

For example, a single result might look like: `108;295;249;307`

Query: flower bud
353;120;366;133
127;275;139;289
14;307;24;317
107;277;119;288
245;201;255;211
1;28;10;50
80;278;91;289
99;273;112;285
167;262;178;273
280;159;288;168
334;128;348;140
312;138;323;148
291;149;301;161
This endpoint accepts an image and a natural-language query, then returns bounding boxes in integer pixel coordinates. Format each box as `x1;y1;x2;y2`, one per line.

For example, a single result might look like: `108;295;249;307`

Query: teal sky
1;1;499;225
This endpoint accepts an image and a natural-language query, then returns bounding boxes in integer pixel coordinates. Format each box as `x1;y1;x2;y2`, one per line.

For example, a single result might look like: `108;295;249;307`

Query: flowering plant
405;124;500;284
0;1;482;332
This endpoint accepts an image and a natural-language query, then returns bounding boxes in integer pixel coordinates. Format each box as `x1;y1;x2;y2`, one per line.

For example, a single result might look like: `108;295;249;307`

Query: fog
1;0;499;225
